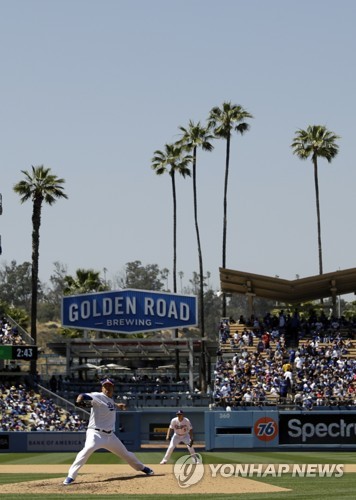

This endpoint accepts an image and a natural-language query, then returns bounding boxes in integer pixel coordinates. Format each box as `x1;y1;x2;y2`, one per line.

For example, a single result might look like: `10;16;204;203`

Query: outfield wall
204;409;356;450
0;409;204;453
2;408;356;452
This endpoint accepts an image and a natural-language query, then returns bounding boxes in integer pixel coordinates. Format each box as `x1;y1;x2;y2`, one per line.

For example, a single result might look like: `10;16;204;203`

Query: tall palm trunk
13;166;68;379
171;172;180;380
30;196;42;376
222;136;231;318
192;147;207;391
313;155;323;275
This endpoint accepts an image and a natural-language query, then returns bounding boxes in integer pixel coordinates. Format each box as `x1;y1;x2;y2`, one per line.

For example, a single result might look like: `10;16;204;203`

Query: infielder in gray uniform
160;409;200;464
63;378;154;485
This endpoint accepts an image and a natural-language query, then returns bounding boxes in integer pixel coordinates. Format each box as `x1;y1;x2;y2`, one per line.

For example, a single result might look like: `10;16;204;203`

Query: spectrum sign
62;289;197;334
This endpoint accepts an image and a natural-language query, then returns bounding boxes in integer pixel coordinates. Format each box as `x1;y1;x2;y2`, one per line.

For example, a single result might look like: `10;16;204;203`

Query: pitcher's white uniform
67;391;144;480
161;415;197;462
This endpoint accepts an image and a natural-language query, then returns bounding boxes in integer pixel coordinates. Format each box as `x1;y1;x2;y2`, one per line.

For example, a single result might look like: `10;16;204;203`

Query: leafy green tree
178;271;184;292
38;261;68;321
119;260;165;290
151;144;192;380
343;300;356;320
203;289;223;340
291;125;340;275
189;271;200;296
0;300;29;330
208;102;253;316
0;260;34;311
49;261;68;297
178;121;214;391
13;165;68;374
160;267;170;291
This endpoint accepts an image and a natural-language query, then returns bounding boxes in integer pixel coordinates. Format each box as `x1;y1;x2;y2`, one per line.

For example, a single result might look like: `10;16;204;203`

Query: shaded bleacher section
50;377;212;409
213;314;356;410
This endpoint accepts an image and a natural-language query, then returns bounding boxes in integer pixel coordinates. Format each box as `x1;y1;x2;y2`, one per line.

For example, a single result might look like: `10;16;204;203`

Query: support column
246;292;256;319
330;280;338;317
66;341;71;374
188;339;194;392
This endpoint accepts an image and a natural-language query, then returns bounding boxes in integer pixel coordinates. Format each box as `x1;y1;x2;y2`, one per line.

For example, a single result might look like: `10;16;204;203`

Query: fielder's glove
188;439;194;447
75;399;91;408
75;394;92;408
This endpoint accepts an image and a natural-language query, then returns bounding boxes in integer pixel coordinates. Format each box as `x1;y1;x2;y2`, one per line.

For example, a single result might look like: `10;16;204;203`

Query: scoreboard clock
0;345;38;360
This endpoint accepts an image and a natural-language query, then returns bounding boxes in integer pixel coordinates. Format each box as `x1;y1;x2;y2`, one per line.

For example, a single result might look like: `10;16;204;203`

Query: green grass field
0;451;355;500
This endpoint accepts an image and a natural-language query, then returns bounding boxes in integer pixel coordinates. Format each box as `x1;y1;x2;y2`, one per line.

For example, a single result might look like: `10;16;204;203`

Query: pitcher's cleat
142;466;154;475
63;477;75;485
160;459;167;464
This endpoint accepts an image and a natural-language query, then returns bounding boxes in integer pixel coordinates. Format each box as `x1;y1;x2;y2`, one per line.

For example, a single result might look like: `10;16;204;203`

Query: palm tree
151;143;192;380
13;165;68;375
161;267;170;291
178;121;214;391
291;125;340;275
151;144;192;294
62;268;108;342
63;268;107;295
208;102;253;317
178;271;184;292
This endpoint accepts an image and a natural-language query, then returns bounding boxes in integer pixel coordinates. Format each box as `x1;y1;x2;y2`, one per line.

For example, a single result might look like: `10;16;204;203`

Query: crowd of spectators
0;377;205;433
213;311;356;410
0;317;26;345
2;309;356;433
0;382;88;432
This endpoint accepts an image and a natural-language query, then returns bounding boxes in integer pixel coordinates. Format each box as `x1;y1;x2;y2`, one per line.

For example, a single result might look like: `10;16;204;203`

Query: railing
121;392;213;408
52;382;213;409
52;380;191;394
37;384;90;419
6;315;35;345
212;395;356;410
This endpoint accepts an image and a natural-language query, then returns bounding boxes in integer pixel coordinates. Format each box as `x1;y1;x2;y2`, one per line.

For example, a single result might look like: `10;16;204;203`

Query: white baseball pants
67;429;144;479
162;433;196;461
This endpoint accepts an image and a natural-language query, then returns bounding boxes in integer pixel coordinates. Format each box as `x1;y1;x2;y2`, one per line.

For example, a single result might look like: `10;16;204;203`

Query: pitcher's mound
0;464;290;495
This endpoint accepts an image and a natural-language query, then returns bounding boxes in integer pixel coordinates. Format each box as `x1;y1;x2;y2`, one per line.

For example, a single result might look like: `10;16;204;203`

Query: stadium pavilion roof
219;267;356;304
48;338;212;360
47;337;218;372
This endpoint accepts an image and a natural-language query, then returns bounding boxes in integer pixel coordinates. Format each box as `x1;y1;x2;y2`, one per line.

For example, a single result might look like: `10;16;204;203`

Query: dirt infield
0;464;291;495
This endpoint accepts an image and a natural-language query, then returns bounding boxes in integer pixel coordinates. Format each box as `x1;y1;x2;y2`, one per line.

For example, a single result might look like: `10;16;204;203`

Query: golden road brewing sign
61;289;197;334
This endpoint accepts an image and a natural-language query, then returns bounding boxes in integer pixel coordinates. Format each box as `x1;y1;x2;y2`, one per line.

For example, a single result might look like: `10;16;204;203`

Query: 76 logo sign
254;417;278;442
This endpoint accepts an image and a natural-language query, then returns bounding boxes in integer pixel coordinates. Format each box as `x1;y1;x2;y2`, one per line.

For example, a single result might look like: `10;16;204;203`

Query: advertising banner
62;289;197;333
279;412;356;445
27;433;85;451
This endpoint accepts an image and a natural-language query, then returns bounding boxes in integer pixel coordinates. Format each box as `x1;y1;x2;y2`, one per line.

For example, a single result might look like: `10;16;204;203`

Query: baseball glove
75;394;92;408
75;399;92;409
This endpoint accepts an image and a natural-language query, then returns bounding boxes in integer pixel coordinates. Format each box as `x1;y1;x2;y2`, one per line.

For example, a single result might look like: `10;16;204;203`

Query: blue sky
0;0;355;298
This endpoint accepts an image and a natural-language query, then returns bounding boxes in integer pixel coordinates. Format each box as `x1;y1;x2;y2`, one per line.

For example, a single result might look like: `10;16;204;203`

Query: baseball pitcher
63;378;153;485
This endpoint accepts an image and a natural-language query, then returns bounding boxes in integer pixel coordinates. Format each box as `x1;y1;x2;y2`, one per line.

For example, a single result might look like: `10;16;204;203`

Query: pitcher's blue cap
101;378;115;386
176;409;184;415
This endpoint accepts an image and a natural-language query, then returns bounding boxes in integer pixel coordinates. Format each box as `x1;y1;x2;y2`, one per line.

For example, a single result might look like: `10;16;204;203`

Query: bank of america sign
62;289;197;334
